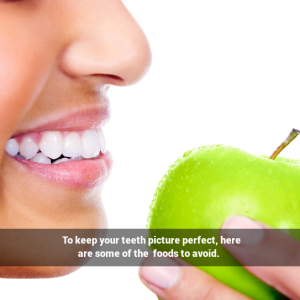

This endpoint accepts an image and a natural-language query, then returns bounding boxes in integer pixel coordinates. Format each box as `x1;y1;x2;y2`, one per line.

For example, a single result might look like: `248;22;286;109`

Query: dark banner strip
0;229;299;266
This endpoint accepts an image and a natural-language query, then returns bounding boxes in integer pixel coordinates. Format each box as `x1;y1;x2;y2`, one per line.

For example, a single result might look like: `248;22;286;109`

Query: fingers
139;256;251;300
222;215;300;300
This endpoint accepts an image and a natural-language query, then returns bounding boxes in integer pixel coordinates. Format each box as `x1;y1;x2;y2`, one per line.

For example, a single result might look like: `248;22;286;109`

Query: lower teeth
14;153;87;164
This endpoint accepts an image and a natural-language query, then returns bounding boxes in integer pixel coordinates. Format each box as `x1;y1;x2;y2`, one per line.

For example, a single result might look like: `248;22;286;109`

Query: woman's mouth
6;129;106;163
5;128;112;188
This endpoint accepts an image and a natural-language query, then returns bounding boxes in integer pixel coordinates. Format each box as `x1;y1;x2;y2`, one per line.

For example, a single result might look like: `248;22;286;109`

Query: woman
0;0;150;277
0;1;298;299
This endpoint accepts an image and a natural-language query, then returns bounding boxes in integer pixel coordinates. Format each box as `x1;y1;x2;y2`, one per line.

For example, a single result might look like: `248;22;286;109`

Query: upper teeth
5;129;106;164
20;138;39;160
39;131;64;160
63;132;82;158
81;129;101;159
5;138;19;157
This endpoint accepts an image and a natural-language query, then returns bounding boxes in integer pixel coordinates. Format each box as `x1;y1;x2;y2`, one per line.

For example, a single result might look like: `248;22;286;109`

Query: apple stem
269;128;300;160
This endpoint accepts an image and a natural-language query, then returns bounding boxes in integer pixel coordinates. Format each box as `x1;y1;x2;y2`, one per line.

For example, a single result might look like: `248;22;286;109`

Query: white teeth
20;138;39;160
5;139;19;156
14;154;25;159
6;128;106;164
53;158;70;165
97;129;106;153
30;153;51;164
63;132;82;158
39;131;63;159
70;156;84;161
81;130;100;158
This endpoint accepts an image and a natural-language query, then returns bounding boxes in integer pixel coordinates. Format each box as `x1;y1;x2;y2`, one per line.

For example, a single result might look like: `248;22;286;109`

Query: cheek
0;34;52;162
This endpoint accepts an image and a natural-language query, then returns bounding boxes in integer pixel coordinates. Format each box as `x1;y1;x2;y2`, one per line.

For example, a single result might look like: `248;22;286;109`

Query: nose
58;0;152;86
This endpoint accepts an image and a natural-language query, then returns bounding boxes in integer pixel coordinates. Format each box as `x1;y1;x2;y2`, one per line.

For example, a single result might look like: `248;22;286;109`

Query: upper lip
12;104;110;138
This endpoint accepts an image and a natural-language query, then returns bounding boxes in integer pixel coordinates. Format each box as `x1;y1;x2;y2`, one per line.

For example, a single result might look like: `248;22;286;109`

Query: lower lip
10;152;113;189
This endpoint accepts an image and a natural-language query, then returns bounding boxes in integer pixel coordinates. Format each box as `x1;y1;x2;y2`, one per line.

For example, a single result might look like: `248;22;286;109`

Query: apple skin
147;145;300;300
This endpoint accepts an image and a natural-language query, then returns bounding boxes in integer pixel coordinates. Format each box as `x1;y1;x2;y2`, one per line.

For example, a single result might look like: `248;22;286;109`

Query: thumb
139;256;251;300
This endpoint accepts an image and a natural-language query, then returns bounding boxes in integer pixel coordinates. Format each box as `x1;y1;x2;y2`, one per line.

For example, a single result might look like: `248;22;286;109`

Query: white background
4;1;300;299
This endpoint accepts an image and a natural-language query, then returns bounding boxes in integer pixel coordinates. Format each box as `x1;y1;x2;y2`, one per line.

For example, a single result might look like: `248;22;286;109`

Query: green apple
148;131;300;300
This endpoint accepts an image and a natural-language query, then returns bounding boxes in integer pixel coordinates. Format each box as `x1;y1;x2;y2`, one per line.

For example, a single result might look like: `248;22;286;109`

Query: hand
139;216;299;300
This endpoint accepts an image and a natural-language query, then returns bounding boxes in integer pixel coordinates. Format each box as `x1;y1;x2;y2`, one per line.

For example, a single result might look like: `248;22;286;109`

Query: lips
5;107;113;189
9;152;113;189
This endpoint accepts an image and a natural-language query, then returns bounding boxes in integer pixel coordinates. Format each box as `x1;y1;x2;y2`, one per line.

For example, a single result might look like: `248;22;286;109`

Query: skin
0;0;298;297
0;0;151;277
0;0;151;228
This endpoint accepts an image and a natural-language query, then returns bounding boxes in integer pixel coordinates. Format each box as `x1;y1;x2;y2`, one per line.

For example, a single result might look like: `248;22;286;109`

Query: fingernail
139;257;181;290
223;215;263;229
222;215;264;245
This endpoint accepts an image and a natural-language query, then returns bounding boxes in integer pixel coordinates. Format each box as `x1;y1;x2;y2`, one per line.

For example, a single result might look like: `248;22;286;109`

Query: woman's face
0;1;151;229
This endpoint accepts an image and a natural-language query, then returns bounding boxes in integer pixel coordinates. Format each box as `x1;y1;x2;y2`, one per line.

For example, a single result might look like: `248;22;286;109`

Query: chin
0;267;81;279
0;154;110;278
0;208;108;278
1;110;113;277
